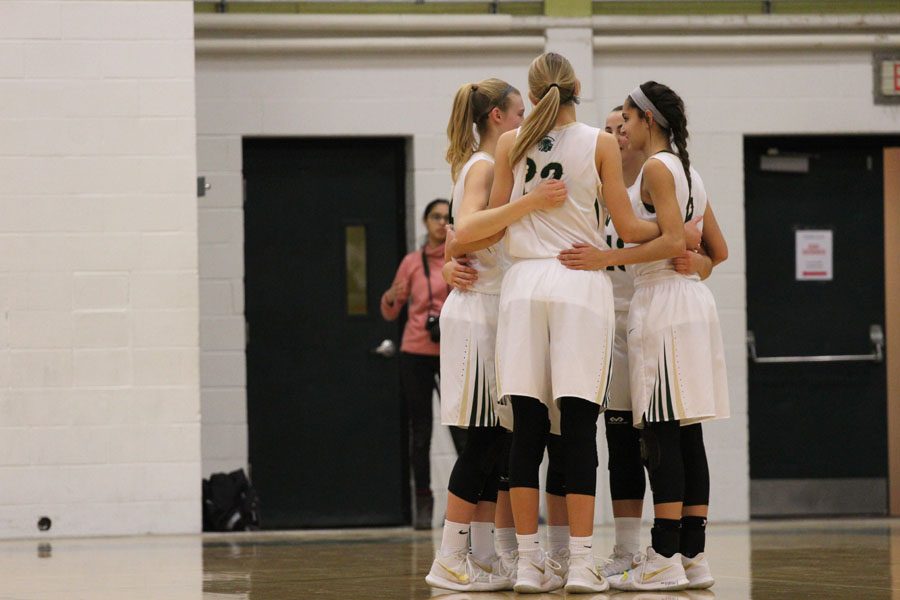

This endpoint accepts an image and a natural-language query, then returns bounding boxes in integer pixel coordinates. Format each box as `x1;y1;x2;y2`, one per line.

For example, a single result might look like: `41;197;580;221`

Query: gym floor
2;519;898;599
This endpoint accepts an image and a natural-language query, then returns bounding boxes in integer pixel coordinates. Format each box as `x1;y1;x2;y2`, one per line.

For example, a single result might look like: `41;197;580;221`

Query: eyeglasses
428;214;450;223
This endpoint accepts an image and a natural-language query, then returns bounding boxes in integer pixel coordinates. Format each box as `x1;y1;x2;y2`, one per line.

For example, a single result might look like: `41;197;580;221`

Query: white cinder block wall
0;0;200;538
196;18;900;525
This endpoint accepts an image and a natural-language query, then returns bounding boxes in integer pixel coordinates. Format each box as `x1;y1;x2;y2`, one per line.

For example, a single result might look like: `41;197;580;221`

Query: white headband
630;86;669;129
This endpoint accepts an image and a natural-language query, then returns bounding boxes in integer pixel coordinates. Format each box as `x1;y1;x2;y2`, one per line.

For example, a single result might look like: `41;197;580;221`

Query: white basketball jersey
604;179;640;312
450;151;508;295
631;152;707;283
507;122;607;259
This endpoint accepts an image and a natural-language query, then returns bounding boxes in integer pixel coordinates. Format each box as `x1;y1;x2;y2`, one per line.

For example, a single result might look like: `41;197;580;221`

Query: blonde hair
446;78;518;182
508;53;578;168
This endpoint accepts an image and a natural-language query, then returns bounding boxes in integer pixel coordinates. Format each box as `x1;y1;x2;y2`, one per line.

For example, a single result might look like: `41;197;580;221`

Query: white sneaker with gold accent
512;549;564;593
548;546;570;580
682;552;715;589
601;544;635;578
497;550;518;588
607;546;689;591
564;553;610;593
425;551;510;592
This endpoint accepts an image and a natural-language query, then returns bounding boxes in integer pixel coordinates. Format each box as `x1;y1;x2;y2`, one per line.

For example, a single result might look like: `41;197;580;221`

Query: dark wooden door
244;137;407;528
745;135;896;516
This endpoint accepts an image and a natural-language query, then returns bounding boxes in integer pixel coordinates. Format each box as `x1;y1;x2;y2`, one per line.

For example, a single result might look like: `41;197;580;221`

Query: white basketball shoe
682;552;715;589
564;552;610;593
601;544;635;578
608;546;689;591
425;551;511;592
512;549;564;593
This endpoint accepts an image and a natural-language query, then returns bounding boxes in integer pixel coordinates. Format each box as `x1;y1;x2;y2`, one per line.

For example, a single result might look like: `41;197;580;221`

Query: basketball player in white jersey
559;81;729;591
426;78;568;592
597;105;727;581
455;53;670;594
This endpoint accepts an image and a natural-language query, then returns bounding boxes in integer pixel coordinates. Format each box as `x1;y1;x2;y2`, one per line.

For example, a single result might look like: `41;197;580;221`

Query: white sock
547;525;570;556
470;521;495;563
569;535;593;558
516;532;542;557
440;520;470;557
614;517;642;555
496;527;517;555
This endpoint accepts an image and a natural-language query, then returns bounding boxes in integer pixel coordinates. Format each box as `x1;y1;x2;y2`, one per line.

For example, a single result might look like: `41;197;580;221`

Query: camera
425;314;440;343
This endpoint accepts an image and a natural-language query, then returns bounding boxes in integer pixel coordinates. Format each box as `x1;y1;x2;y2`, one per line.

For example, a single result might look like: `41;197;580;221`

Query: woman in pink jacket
381;198;466;529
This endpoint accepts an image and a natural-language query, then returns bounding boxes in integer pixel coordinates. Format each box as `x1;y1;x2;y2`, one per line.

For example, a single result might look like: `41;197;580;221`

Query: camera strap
421;248;435;317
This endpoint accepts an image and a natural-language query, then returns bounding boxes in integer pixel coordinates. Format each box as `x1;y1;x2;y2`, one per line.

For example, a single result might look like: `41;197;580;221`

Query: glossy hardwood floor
3;519;900;599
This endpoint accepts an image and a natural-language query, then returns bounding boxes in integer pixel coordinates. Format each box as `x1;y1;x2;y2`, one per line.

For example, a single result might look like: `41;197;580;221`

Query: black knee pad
681;424;710;507
509;397;550;490
559;397;600;496
545;434;566;497
448;427;505;504
641;421;684;505
605;410;646;501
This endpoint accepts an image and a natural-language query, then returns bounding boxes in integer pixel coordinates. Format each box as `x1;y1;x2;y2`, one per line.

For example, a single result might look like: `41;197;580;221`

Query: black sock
680;515;707;558
651;518;681;558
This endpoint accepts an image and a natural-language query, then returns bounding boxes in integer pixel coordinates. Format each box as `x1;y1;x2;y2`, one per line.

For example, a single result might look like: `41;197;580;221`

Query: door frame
885;148;900;516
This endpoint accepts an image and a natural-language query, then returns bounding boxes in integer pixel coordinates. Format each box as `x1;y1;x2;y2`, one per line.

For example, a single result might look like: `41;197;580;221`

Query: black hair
626;81;691;192
423;198;450;221
611;104;624;112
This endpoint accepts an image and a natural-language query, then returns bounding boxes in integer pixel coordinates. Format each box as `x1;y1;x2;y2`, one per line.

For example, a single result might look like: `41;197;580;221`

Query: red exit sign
875;54;900;105
878;57;900;99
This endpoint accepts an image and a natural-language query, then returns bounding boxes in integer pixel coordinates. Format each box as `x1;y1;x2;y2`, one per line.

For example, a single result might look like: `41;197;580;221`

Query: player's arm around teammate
558;148;687;271
451;134;567;245
673;202;728;279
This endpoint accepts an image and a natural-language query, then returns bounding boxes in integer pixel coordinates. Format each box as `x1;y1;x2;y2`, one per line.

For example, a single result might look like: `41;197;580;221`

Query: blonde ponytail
446;78;519;182
509;53;578;168
446;83;479;183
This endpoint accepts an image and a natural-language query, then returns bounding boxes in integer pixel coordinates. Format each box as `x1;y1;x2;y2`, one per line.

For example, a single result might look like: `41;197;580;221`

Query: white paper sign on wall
795;229;833;281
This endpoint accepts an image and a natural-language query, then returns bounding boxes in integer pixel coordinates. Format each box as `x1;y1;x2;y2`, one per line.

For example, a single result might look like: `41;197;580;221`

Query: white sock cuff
495;527;517;553
516;532;541;554
614;517;642;554
440;520;471;556
569;535;594;556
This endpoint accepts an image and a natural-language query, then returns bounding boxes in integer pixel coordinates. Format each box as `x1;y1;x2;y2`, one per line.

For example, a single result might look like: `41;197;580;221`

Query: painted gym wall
195;22;900;525
0;0;201;538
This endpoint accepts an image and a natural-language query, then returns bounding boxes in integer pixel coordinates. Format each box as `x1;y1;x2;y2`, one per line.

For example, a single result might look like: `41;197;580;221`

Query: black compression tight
559;397;601;496
682;423;710;507
447;425;508;504
605;410;646;501
641;421;710;506
508;397;550;490
545;433;566;497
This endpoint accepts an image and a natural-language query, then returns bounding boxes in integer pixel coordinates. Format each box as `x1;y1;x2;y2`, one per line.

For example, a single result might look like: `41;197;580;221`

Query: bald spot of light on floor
2;519;900;599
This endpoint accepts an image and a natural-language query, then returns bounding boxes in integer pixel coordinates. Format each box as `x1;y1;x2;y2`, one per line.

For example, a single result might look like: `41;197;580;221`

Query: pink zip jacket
380;243;448;356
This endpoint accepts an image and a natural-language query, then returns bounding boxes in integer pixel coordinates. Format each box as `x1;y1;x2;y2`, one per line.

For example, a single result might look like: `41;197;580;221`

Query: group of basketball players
424;52;729;594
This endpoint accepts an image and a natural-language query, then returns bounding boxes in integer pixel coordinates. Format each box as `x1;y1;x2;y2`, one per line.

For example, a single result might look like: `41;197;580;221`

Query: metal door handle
747;325;884;364
371;339;397;358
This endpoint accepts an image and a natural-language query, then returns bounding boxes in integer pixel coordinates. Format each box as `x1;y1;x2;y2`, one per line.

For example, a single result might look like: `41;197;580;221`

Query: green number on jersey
541;162;563;180
525;158;537;183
